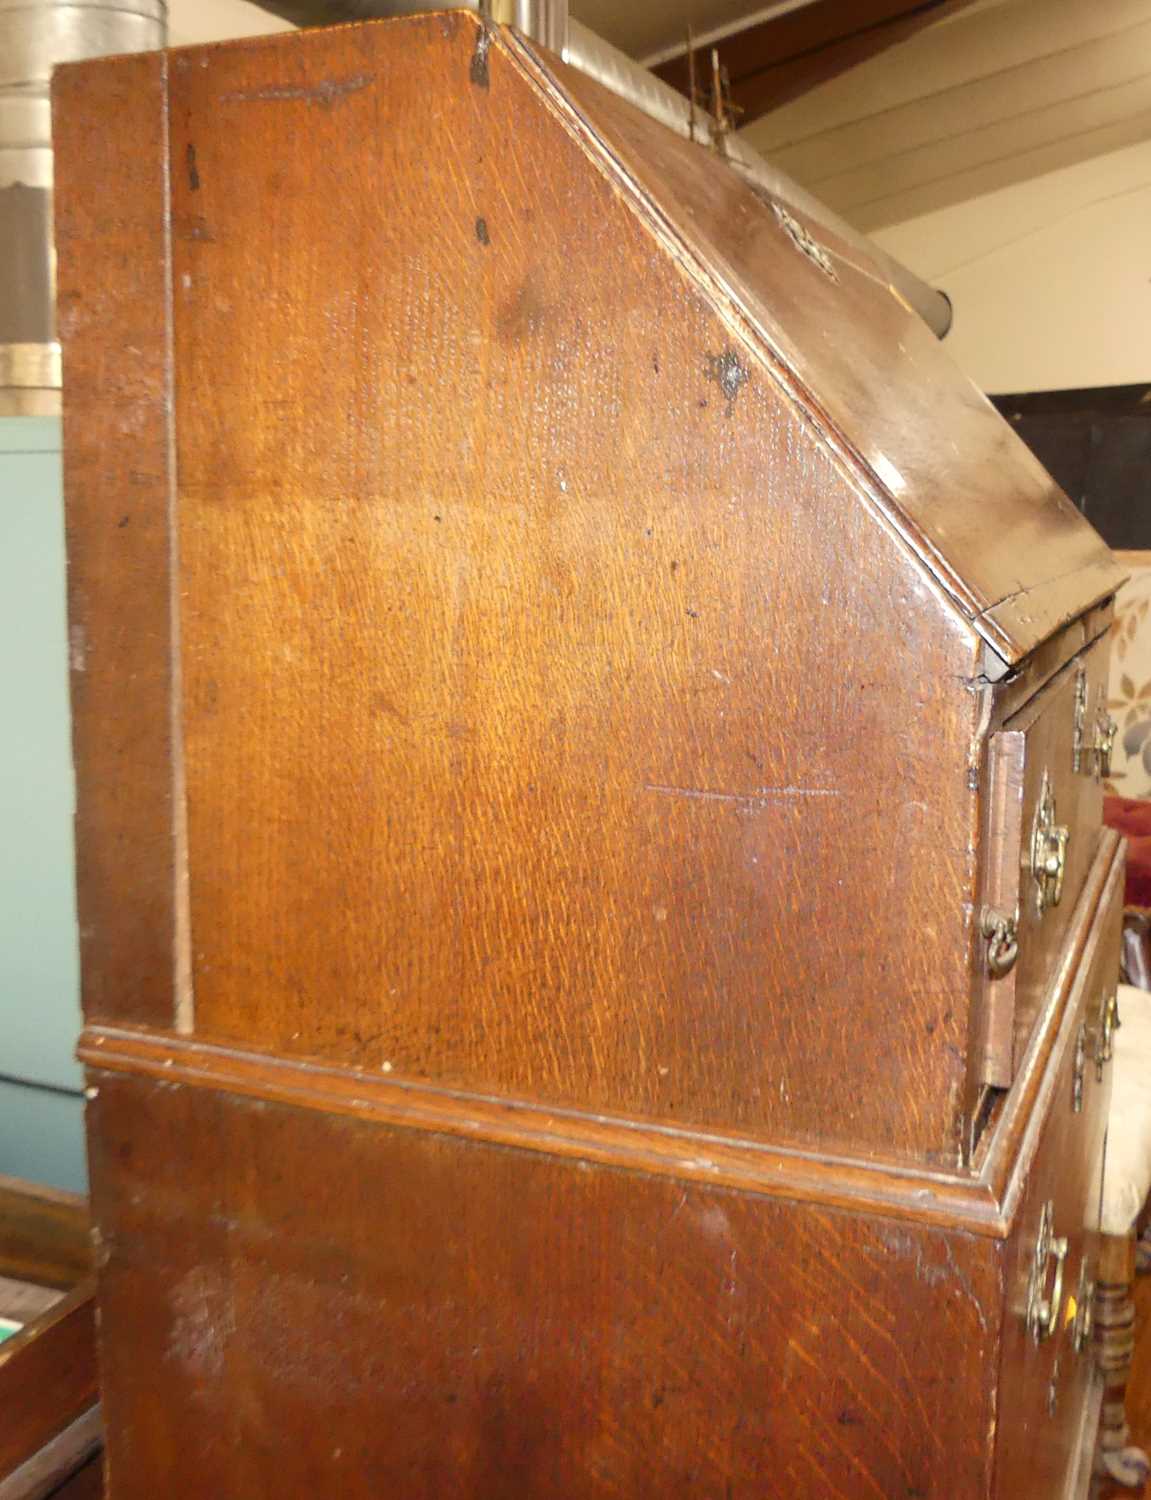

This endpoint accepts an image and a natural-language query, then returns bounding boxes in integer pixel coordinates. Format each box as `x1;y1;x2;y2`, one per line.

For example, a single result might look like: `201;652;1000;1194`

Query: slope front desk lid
509;29;1124;668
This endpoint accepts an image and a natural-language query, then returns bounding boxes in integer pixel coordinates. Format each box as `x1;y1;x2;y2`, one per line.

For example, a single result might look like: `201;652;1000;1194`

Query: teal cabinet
0;416;85;1190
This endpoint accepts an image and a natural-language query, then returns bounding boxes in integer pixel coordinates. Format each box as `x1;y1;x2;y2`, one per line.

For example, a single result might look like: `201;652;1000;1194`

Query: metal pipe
0;0;167;415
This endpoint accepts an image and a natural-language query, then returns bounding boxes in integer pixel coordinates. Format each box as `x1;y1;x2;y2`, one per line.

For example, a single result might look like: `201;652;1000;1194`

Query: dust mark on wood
185;142;200;192
475;216;490;246
646;783;840;808
175;215;215;244
704;349;750;412
69;623;87;673
220;74;374;109
470;26;492;88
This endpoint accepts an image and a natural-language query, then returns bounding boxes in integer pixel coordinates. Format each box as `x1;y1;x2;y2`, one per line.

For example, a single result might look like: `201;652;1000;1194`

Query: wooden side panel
53;54;179;1030
165;14;983;1161
540;48;1123;665
87;1069;1000;1499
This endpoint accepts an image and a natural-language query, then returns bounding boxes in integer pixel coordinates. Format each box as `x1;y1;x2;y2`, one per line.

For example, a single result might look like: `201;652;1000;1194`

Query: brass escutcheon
1031;772;1069;914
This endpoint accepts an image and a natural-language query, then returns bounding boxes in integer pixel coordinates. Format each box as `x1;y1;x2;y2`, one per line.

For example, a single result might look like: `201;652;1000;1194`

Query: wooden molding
80;832;1122;1242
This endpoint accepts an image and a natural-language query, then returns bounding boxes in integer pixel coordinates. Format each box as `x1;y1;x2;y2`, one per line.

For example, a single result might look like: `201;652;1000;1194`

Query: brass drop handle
1032;774;1069;914
982;905;1020;978
1072;1260;1096;1354
1072;1021;1086;1112
1096;712;1117;779
1096;990;1120;1082
1027;1201;1068;1344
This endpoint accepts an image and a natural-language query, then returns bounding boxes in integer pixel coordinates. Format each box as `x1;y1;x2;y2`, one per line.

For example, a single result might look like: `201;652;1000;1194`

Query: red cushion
1106;797;1151;908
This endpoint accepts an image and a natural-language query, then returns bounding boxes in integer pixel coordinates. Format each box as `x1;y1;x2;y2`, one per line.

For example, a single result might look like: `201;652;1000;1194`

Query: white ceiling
743;0;1151;230
169;0;294;47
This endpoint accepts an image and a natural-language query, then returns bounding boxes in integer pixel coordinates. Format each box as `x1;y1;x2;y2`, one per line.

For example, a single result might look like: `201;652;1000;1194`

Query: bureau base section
85;1070;1013;1499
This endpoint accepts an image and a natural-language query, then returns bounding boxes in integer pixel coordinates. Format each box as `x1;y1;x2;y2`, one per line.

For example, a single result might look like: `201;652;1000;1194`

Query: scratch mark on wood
942;1239;989;1334
185;142;200;192
220;74;373;109
646;783;840;808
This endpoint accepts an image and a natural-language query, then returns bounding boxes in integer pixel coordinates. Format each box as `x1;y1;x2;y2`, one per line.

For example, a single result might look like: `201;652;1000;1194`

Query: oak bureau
53;12;1127;1497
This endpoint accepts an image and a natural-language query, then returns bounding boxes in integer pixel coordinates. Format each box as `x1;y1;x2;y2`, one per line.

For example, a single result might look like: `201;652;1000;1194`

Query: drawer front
978;634;1113;1085
993;872;1121;1498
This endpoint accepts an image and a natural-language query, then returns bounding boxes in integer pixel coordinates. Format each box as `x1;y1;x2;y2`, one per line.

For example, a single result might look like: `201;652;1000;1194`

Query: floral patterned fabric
1107;553;1151;799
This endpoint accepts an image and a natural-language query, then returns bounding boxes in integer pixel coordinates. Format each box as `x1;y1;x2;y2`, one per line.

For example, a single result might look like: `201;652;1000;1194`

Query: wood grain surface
154;13;987;1162
53;54;180;1032
87;1067;1002;1500
51;15;1128;1497
528;36;1124;665
71;833;1123;1252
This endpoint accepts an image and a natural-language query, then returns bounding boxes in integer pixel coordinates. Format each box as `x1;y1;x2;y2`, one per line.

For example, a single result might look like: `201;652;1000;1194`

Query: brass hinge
1073;666;1117;780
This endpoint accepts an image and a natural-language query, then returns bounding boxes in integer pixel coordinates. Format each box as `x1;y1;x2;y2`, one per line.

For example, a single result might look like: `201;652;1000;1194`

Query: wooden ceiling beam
653;0;982;125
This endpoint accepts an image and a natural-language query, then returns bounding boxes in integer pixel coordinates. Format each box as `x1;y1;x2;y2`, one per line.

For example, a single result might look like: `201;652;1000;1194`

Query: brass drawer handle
1072;1259;1096;1354
1072;1021;1086;1112
1027;1200;1068;1344
1095;989;1120;1082
1031;773;1069;914
1097;713;1117;779
981;905;1019;978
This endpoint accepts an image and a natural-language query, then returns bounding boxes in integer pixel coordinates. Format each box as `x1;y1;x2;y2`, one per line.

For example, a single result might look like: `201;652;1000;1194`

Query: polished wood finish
158;15;994;1165
52;13;1125;1498
86;1067;1004;1499
55;11;1121;1164
76;834;1126;1242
